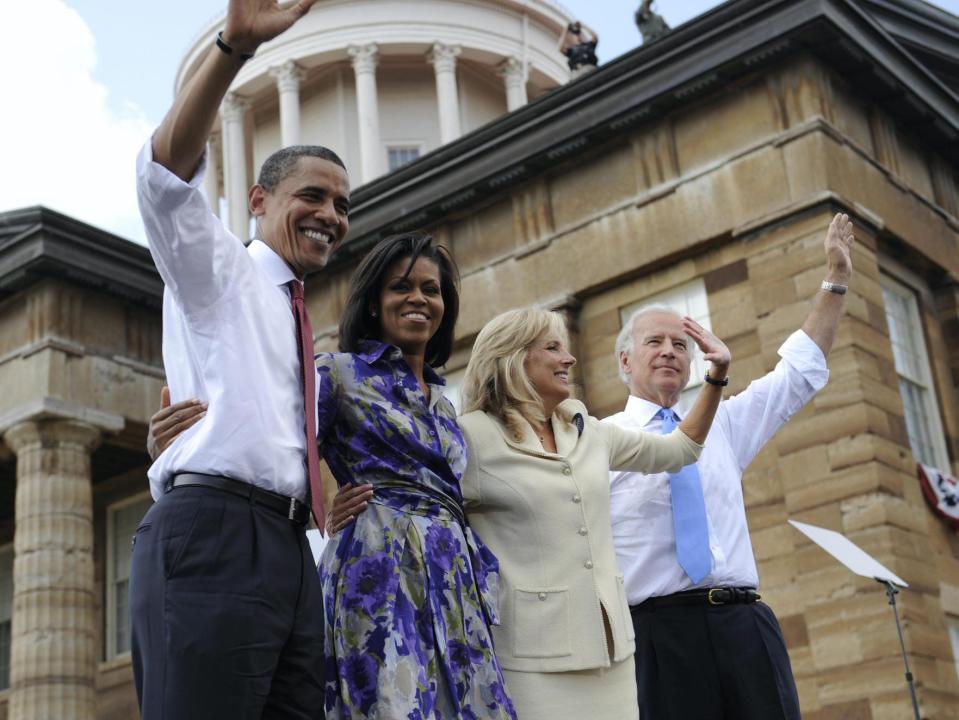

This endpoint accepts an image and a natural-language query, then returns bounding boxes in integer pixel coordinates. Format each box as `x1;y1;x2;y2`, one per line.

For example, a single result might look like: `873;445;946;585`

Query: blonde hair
461;308;571;441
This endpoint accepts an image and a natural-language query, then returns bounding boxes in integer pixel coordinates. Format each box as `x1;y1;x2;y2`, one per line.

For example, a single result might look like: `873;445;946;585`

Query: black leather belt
167;473;310;527
631;587;761;612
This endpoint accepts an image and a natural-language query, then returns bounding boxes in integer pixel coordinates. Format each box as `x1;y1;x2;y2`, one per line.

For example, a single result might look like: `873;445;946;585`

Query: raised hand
824;213;854;283
327;483;374;534
682;317;731;377
223;0;319;54
146;387;207;461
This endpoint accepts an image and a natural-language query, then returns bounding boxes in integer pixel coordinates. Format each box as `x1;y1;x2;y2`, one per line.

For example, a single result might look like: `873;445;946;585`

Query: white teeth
302;229;331;243
403;312;428;320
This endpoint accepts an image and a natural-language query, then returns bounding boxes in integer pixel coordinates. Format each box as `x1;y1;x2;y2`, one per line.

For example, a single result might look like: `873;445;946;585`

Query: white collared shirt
603;329;829;605
137;141;312;502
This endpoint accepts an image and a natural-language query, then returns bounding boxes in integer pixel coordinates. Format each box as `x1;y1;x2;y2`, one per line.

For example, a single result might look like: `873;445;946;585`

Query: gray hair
614;304;696;384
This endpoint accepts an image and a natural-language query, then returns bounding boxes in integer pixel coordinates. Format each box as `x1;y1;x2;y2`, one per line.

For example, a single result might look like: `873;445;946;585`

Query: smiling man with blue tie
603;213;854;720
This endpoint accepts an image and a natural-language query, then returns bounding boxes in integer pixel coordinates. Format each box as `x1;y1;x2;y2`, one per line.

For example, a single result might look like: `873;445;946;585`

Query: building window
949;615;959;684
0;544;12;691
619;279;711;415
106;494;152;659
880;274;951;470
387;146;421;172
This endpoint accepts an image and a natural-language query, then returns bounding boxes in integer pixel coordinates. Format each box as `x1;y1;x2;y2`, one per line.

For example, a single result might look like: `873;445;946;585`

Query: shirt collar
248;240;298;287
624;394;684;426
356;339;446;386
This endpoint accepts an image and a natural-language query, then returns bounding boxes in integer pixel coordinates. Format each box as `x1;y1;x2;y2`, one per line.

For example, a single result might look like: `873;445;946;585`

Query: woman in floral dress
315;233;514;719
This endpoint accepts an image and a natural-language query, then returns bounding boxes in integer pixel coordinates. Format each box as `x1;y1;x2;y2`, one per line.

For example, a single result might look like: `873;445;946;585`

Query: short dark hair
256;145;347;192
339;233;460;367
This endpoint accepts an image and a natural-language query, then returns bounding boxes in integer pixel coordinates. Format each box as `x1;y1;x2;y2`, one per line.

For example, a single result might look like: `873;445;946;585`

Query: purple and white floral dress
316;341;516;719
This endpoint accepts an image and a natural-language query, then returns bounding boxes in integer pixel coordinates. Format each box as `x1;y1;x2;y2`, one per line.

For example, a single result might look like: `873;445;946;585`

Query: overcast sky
4;0;959;244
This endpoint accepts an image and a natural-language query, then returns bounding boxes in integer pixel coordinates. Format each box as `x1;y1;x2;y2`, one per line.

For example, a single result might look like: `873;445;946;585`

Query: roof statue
636;0;671;44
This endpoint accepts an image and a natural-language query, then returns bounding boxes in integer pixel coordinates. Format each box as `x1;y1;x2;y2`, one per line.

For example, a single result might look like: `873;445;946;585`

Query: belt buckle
288;497;298;521
707;588;724;606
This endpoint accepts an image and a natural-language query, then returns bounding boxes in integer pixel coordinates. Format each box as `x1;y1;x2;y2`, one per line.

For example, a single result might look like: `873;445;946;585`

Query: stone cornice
0;206;162;309
316;0;959;273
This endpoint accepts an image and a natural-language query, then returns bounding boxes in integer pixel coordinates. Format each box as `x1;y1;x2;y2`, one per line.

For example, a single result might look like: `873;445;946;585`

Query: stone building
1;0;959;718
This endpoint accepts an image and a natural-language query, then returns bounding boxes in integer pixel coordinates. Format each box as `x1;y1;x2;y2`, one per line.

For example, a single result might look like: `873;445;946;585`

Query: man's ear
249;184;266;216
620;351;631;376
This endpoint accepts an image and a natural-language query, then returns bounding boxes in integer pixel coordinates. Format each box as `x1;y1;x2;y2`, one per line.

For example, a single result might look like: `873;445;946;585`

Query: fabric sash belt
357;477;501;627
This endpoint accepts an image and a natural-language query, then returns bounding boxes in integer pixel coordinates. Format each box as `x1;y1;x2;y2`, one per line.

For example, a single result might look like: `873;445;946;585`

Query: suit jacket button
538;592;547;601
584;561;593;569
579;526;588;536
572;494;581;503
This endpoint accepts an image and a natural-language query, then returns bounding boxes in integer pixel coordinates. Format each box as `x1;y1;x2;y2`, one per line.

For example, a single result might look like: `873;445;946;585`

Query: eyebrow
297;185;351;210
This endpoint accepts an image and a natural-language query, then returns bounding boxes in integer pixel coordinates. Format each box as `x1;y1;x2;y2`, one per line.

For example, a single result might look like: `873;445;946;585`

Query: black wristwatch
704;373;729;387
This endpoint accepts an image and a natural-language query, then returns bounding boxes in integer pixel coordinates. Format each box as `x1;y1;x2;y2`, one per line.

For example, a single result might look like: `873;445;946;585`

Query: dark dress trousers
130;485;326;719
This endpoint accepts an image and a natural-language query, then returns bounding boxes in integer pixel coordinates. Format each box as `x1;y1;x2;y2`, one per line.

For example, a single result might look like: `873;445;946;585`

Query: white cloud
2;0;153;243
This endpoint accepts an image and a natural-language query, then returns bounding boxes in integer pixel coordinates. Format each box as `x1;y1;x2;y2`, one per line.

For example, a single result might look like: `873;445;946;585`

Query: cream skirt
503;656;638;720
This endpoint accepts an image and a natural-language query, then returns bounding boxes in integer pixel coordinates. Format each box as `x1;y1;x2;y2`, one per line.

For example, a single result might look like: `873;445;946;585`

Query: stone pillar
203;133;222;216
428;43;462;144
270;60;305;147
4;420;101;720
499;56;528;112
348;43;382;184
220;92;251;241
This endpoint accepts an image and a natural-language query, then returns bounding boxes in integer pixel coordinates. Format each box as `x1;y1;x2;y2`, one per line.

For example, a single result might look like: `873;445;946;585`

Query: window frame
0;542;13;692
105;492;152;660
386;142;424;172
879;270;951;470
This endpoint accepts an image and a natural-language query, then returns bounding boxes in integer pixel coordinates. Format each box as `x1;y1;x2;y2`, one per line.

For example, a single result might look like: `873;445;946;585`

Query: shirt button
578;527;588;536
572;494;581;504
562;466;571;475
584;561;593;569
538;592;547;601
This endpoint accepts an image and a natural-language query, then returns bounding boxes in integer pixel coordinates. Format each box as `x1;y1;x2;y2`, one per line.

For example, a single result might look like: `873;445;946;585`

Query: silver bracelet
821;280;847;295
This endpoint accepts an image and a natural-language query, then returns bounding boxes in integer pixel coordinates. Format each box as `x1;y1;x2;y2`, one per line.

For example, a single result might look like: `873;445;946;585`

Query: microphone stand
879;579;921;720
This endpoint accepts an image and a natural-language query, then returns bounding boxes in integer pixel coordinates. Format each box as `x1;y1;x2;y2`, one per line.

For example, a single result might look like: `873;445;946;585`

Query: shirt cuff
779;329;829;391
136;137;208;202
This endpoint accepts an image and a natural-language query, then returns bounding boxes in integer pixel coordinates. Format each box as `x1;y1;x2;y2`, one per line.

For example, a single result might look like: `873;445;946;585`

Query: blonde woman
454;307;730;720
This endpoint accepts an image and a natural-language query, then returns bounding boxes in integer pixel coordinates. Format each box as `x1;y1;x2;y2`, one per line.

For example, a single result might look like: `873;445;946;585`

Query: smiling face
376;256;444;357
249;156;351;278
621;311;692;407
524;330;576;416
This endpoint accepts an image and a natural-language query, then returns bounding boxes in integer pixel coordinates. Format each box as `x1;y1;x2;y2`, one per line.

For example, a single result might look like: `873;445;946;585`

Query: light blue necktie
659;408;712;584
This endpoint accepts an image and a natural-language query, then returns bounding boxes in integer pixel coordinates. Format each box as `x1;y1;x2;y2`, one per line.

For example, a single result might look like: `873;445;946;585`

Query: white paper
788;520;908;588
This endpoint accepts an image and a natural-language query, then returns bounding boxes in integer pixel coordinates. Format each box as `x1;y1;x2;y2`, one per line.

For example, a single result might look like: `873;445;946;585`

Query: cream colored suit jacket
459;398;702;673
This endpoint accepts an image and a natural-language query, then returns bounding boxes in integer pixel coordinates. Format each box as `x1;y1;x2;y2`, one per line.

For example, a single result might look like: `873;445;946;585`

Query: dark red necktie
288;280;325;533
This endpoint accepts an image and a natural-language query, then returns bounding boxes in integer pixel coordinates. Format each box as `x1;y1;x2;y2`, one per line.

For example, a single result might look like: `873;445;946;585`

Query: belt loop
288;497;297;521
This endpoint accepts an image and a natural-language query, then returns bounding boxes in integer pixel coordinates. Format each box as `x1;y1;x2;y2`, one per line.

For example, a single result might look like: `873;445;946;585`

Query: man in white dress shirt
604;213;854;720
128;1;344;718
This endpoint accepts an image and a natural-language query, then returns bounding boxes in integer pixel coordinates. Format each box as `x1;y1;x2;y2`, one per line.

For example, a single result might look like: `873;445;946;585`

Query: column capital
270;60;305;93
220;92;251;122
498;56;528;87
428;43;461;74
348;43;379;75
4;419;101;456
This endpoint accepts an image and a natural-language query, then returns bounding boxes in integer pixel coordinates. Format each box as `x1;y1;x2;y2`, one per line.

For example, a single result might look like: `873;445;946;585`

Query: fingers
161;385;171;409
153;399;206;430
329;484;373;534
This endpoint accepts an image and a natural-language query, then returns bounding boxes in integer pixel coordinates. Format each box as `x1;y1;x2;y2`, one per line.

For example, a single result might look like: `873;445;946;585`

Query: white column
220;92;251;241
428;43;462;144
270;60;305;147
348;43;382;183
499;56;528;112
203;134;221;216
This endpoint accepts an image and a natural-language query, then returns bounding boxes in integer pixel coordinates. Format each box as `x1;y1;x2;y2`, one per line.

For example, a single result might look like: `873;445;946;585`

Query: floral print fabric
316;341;515;719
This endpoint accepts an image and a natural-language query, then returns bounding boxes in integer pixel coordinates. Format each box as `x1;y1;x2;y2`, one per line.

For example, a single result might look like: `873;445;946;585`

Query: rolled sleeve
136;139;242;312
779;329;829;391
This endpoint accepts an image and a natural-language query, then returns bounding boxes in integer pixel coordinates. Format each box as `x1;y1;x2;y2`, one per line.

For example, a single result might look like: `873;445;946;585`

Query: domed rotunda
176;0;577;240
